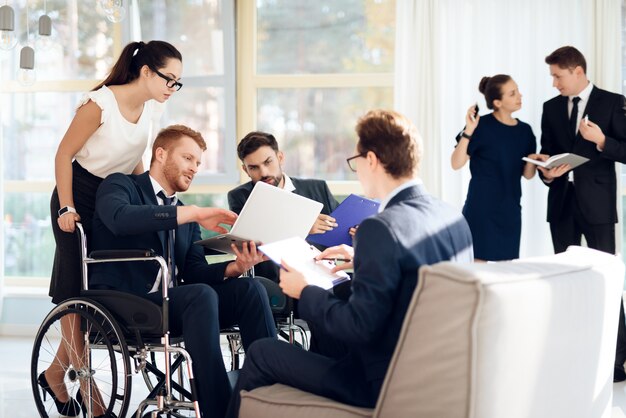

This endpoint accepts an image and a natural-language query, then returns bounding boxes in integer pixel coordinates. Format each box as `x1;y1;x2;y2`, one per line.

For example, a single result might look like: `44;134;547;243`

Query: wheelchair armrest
89;249;156;259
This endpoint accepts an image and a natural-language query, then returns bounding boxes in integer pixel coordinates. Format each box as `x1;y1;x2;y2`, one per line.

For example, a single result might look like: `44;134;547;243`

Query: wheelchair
254;276;309;350
31;224;243;418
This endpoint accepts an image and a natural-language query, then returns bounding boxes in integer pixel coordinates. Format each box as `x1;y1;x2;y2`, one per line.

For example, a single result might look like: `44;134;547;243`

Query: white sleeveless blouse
73;85;164;178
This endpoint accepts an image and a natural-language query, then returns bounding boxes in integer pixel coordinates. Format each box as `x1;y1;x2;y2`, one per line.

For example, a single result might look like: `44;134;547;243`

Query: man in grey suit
225;110;474;417
228;131;340;282
228;130;339;226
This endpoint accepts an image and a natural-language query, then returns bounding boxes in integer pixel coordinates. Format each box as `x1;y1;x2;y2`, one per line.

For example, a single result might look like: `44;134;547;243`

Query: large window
238;0;396;188
0;0;396;286
0;0;235;284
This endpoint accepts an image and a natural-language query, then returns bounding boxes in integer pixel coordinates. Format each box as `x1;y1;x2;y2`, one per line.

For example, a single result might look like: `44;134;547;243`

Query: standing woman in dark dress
451;75;538;262
41;40;182;417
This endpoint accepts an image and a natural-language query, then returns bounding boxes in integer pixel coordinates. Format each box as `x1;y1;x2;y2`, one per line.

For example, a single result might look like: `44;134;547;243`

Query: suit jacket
540;86;626;224
297;184;473;392
90;172;229;295
227;177;339;215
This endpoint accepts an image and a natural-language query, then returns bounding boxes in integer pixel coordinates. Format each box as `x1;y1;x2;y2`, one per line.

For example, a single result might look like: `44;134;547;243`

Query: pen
320;258;351;262
583;114;589;126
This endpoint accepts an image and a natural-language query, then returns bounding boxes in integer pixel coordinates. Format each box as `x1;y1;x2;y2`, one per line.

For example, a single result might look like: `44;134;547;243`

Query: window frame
1;0;396;287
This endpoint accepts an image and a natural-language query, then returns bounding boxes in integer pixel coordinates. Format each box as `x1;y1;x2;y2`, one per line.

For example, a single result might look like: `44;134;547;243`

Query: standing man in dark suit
538;46;626;381
228;131;340;282
225;110;474;417
91;125;277;417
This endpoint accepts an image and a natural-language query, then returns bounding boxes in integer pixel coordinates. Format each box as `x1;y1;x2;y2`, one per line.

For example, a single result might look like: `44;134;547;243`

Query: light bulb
17;68;36;86
18;45;36;86
36;35;54;51
105;6;126;23
0;5;17;50
100;0;122;14
0;29;17;50
36;15;54;50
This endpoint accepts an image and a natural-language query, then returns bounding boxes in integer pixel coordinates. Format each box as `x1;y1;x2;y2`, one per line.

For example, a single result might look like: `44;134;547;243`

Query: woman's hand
464;104;480;134
57;212;81;233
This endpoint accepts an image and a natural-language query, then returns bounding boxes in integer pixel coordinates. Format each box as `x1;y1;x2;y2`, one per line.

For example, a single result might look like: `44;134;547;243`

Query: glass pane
2;92;78;181
257;0;396;74
138;0;225;76
0;1;115;82
163;87;227;175
178;192;228;239
4;192;54;278
256;87;393;180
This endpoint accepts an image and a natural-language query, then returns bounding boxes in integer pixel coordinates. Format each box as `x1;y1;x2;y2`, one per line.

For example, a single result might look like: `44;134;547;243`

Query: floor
3;334;626;417
0;335;241;417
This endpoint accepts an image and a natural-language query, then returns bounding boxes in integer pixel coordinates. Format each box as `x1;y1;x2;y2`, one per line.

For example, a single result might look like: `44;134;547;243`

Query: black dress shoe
614;365;626;382
37;371;81;417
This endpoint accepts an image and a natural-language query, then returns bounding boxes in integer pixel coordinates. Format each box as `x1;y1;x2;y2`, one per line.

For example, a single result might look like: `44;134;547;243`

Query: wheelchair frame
31;223;202;418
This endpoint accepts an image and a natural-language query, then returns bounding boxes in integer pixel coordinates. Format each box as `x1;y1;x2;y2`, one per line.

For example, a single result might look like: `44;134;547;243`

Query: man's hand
194;207;237;233
227;241;266;277
58;212;81;233
537;163;571;181
579;119;606;149
279;259;308;299
315;244;354;273
309;213;338;235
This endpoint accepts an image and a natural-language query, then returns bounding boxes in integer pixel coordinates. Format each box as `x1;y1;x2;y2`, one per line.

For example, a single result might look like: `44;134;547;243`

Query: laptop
195;181;323;254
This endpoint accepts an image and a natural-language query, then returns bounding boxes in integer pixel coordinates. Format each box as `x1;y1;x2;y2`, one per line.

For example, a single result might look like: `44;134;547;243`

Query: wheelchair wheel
31;298;132;418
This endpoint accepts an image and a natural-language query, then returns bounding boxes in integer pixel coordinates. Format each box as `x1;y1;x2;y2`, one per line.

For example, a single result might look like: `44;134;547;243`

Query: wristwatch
58;206;77;217
461;131;472;140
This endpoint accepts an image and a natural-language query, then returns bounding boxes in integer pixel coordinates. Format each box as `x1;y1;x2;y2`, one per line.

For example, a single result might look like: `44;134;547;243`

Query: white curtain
394;0;622;258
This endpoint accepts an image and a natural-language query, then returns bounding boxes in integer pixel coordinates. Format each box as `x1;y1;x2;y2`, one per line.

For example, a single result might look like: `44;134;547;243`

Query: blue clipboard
306;194;379;247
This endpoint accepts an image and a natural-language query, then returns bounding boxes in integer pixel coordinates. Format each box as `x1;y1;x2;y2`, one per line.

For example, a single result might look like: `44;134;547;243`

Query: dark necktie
157;191;176;287
570;96;581;136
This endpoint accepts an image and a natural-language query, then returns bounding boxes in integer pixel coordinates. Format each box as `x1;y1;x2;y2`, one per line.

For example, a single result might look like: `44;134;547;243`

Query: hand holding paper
259;237;350;290
279;259;308;299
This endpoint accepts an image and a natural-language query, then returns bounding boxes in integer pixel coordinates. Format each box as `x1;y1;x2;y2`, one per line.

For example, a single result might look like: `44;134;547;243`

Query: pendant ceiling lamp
0;3;17;50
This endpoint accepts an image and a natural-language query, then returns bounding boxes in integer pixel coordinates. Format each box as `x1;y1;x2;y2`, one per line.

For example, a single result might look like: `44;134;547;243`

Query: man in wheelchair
90;124;276;417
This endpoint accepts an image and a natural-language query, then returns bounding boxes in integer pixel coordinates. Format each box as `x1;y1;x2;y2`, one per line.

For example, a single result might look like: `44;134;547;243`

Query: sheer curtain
395;0;621;258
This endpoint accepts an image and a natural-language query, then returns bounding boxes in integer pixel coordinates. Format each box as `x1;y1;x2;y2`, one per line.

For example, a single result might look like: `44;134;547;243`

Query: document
307;194;380;247
259;237;350;290
522;153;589;170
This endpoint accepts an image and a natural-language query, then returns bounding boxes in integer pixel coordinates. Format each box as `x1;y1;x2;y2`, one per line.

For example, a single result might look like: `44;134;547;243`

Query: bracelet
58;206;77;217
461;131;472;140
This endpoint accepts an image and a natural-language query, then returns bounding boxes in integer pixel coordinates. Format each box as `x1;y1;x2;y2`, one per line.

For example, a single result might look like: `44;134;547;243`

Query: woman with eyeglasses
42;40;183;418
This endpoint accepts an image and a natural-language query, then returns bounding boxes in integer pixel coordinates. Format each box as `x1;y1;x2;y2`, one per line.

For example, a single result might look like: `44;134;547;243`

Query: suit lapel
136;172;168;254
573;86;600;152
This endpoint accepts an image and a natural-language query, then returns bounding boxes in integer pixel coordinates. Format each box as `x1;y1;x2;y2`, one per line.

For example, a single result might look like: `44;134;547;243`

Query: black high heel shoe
76;390;118;418
37;371;81;417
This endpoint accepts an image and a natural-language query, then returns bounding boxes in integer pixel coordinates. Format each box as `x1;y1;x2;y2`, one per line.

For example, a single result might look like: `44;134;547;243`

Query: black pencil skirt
49;161;103;304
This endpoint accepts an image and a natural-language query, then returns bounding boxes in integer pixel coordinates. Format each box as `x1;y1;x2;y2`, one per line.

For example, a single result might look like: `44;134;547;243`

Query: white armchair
238;246;624;418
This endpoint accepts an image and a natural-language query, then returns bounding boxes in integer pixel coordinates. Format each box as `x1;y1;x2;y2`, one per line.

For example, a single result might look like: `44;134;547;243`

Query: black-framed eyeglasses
346;153;366;172
154;70;183;91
